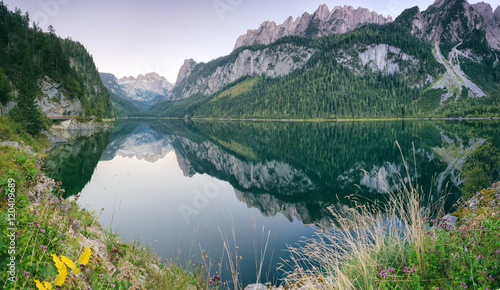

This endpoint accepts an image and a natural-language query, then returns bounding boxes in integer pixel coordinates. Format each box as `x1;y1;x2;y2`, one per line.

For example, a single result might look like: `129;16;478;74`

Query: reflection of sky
77;151;315;285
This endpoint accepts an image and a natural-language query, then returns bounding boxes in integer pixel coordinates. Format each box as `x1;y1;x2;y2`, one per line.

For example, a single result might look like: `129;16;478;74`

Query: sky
3;0;500;82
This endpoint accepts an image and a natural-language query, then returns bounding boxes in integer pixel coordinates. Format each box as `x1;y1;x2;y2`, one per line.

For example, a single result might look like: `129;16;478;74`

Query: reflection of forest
44;130;112;197
45;119;500;225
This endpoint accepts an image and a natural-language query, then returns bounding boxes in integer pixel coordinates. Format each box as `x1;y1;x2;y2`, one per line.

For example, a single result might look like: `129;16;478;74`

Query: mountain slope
159;23;442;118
0;3;113;123
159;0;499;119
393;0;500;110
99;73;140;116
234;4;392;50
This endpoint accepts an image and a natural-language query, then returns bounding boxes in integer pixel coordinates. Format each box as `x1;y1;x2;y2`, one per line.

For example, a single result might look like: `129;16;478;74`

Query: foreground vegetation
283;146;500;289
0;117;212;289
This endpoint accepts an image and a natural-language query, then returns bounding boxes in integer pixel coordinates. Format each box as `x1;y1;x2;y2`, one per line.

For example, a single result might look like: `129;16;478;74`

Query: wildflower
495;250;499;254
41;229;45;233
52;255;67;286
209;275;222;286
77;247;92;273
380;270;387;279
99;274;103;278
40;245;47;253
60;256;77;274
23;271;29;279
28;222;33;226
478;255;481;260
34;280;52;290
111;284;115;288
388;267;395;273
392;274;396;281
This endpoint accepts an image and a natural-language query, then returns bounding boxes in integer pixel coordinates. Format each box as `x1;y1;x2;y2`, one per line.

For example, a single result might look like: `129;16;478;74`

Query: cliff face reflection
46;120;500;227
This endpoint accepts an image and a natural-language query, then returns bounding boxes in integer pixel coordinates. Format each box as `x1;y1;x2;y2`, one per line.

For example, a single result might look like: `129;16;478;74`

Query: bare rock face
173;44;315;100
472;3;500;50
494;6;500;23
233;4;392;50
114;72;173;107
404;0;500;50
37;78;82;117
175;58;197;85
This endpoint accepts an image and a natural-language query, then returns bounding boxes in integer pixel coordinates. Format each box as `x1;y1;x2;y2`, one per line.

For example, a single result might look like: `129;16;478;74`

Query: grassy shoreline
0;117;209;289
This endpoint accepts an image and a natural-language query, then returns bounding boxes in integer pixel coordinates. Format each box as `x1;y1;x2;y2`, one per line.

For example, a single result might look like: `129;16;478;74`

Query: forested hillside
155;23;446;119
0;3;113;133
60;39;114;118
154;0;500;120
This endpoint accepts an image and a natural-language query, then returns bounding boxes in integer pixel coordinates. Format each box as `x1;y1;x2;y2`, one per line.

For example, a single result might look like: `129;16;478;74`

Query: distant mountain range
100;72;173;111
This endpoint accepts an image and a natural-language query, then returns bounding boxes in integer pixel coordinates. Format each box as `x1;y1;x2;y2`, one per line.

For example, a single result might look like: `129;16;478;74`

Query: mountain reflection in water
44;119;500;285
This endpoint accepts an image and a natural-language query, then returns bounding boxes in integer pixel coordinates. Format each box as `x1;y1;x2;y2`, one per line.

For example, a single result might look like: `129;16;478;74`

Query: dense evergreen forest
0;2;113;133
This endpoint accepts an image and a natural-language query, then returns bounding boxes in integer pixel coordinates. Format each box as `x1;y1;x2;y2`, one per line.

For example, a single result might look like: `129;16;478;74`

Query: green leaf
41;264;57;279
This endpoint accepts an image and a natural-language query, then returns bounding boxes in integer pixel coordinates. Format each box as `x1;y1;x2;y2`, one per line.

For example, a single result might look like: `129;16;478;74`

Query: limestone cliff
234;4;392;50
172;44;315;100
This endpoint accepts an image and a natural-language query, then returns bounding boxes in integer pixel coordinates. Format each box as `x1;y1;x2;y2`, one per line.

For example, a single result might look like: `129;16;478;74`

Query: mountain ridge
100;72;173;111
233;4;393;50
155;0;499;119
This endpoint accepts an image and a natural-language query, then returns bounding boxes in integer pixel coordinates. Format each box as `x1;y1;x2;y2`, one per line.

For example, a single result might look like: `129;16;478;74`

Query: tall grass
281;142;446;289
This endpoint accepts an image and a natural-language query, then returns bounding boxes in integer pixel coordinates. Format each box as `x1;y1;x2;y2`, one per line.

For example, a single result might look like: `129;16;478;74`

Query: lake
44;119;499;286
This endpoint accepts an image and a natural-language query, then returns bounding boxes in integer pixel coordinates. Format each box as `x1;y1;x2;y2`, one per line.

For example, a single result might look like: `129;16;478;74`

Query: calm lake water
45;119;499;286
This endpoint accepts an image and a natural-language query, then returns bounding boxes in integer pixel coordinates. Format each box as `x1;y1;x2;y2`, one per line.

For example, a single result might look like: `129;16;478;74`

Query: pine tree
0;67;11;105
10;57;46;135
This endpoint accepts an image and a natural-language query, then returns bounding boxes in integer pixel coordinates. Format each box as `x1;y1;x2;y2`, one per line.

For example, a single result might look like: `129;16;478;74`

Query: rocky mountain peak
408;0;500;49
118;76;136;82
473;2;496;25
233;4;392;50
175;58;197;85
102;72;173;110
314;4;331;21
494;6;500;22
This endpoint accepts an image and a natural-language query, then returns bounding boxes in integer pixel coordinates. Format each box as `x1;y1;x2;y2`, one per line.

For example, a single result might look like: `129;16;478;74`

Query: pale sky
3;0;500;82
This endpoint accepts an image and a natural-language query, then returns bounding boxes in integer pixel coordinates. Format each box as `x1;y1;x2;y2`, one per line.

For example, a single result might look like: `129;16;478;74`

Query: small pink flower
40;245;46;253
40;229;45;233
478;255;481;260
